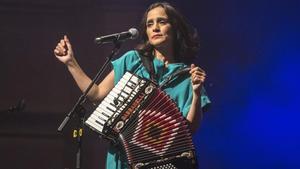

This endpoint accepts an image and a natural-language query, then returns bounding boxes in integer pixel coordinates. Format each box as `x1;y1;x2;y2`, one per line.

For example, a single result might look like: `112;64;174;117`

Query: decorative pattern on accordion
119;86;196;169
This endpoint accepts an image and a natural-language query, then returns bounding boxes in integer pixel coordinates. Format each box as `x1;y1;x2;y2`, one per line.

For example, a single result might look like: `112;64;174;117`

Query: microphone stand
57;40;122;169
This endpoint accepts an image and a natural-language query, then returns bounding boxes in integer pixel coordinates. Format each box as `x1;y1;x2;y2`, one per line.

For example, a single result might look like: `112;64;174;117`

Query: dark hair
135;2;200;64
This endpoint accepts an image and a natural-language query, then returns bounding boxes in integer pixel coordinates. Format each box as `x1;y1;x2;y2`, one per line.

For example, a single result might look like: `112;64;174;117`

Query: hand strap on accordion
160;66;191;88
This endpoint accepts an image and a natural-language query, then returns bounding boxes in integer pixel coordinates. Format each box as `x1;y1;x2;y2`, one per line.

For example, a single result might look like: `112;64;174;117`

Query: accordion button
113;98;119;105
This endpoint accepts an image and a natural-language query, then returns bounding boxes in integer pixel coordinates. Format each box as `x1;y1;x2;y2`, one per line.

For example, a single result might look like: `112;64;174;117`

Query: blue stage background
185;0;300;168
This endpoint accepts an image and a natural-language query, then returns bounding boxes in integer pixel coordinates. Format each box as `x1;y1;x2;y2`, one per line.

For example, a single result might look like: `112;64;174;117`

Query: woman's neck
153;48;175;66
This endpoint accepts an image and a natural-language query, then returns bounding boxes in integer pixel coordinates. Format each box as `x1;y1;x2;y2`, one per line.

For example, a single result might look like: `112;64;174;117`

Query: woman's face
146;7;173;49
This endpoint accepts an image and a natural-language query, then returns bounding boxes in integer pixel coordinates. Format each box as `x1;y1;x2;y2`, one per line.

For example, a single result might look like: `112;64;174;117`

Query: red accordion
85;71;197;169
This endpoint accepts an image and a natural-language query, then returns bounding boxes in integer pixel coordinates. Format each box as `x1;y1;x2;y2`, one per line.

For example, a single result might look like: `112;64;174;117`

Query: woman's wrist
66;59;80;70
192;89;201;98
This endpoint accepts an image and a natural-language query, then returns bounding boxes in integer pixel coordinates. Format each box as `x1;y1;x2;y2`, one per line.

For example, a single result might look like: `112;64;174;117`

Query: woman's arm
54;35;114;102
186;64;206;133
186;91;203;133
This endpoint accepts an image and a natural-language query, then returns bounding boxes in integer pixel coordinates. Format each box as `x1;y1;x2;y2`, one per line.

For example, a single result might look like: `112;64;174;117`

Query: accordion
85;72;197;169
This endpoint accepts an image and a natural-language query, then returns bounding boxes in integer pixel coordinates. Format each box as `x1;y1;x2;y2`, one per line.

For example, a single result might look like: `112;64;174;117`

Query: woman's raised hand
190;64;206;94
54;35;76;66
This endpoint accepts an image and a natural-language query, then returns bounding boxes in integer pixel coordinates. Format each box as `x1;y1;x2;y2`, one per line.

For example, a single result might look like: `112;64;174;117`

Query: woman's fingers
54;49;60;55
190;64;206;85
55;46;65;56
192;71;206;77
54;38;69;56
57;43;64;52
64;35;72;51
192;74;205;82
190;66;205;74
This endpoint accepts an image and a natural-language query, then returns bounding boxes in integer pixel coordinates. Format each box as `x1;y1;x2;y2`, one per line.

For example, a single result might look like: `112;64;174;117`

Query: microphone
95;28;139;45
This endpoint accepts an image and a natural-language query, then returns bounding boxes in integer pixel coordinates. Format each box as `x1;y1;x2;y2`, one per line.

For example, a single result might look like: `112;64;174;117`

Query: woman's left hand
190;64;206;95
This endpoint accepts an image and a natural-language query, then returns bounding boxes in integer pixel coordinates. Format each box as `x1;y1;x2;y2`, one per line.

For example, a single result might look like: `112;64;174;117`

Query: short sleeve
111;50;141;85
200;87;211;112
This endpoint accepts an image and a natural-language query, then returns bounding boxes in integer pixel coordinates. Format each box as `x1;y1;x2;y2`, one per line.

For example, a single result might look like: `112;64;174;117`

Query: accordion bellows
85;72;197;169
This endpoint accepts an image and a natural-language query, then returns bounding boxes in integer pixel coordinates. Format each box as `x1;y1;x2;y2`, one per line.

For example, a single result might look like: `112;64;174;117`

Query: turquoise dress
106;50;211;169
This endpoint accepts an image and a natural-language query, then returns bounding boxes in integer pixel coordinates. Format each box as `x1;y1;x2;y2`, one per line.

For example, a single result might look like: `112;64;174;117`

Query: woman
54;2;210;169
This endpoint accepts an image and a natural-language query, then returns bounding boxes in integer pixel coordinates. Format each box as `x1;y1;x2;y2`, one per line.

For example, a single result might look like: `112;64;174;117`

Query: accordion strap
139;54;191;88
160;66;191;88
140;54;157;83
